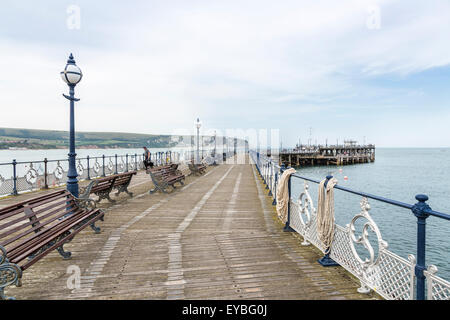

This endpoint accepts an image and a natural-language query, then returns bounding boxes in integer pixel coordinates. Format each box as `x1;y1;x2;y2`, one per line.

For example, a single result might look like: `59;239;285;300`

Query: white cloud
1;0;450;146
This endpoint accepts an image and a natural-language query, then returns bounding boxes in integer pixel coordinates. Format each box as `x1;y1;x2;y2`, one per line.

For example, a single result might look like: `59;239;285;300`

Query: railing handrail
254;150;450;220
0;148;218;167
250;149;450;300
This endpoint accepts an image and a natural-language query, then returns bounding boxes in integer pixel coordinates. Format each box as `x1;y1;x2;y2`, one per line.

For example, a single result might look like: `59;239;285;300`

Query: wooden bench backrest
112;171;137;187
0;190;81;263
189;162;205;170
91;176;117;193
149;165;182;182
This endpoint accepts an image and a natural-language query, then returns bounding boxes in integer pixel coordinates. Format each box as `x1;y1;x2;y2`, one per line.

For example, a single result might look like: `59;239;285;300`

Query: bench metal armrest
1;245;23;300
78;180;98;200
73;196;97;210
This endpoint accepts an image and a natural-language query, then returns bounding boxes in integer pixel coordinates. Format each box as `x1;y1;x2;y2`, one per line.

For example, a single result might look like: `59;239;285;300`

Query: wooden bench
0;189;104;300
147;164;185;194
188;162;207;176
79;171;137;203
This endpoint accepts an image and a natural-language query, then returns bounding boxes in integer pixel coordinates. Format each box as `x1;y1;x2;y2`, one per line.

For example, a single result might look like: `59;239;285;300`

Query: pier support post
265;164;269;189
268;164;273;196
411;194;431;300
281;165;295;232
318;251;339;267
86;156;91;180
318;175;339;267
102;155;106;177
44;158;48;189
12;159;18;196
272;172;278;206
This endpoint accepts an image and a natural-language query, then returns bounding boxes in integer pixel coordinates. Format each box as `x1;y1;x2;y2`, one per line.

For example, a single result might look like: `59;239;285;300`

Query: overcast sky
1;0;449;147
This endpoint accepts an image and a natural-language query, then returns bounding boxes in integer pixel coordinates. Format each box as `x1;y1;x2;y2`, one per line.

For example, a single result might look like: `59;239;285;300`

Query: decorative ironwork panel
425;266;450;300
118;156;125;173
290;198;326;252
248;150;450;300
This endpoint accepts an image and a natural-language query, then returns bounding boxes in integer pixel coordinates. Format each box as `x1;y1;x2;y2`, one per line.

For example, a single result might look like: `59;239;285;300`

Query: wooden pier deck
1;159;379;300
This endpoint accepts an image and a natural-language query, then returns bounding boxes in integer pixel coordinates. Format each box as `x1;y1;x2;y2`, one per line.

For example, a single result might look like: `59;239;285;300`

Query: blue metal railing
0;150;188;197
250;150;450;300
0;147;232;197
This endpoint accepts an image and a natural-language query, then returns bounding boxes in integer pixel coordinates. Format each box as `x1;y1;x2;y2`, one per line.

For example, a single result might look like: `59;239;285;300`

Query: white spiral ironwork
25;163;38;185
54;161;64;180
128;158;135;171
119;157;125;172
76;160;84;176
93;160;100;174
107;158;114;172
348;197;388;273
296;181;315;246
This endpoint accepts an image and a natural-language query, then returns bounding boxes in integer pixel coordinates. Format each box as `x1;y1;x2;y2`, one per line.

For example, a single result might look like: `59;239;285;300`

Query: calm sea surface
0;147;449;281
290;148;450;281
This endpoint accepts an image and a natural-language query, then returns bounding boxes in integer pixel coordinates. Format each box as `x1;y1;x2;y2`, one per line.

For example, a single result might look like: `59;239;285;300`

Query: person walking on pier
143;146;153;170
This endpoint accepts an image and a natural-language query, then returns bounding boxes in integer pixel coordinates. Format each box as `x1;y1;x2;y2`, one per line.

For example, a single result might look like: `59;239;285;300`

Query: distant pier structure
277;140;375;166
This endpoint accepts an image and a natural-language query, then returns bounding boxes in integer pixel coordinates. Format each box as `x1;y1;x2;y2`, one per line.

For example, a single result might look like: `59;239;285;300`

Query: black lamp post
60;53;82;197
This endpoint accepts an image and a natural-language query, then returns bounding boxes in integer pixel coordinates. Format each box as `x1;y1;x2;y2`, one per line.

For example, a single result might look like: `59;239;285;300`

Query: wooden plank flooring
2;160;380;300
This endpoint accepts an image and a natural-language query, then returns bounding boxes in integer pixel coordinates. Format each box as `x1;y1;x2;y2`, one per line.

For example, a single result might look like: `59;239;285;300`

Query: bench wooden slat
0;188;105;300
0;197;77;241
7;208;86;260
0;190;70;221
79;171;137;203
1;204;80;248
147;164;185;194
19;209;103;271
11;208;100;265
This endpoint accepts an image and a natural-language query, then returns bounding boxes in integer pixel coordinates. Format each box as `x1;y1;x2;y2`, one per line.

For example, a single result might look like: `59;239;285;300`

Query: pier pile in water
277;144;375;166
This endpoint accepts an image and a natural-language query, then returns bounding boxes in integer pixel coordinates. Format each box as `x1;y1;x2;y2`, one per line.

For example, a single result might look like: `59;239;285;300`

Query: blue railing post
86;156;91;180
281;163;295;232
102;154;106;177
125;154;129;172
411;194;431;300
114;154;118;174
256;152;261;174
12;159;18;196
318;175;339;267
272;171;278;206
135;153;138;170
265;164;269;188
44;158;49;189
268;164;273;196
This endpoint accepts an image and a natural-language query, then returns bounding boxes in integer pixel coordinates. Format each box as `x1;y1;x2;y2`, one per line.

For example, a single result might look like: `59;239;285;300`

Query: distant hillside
0;127;212;150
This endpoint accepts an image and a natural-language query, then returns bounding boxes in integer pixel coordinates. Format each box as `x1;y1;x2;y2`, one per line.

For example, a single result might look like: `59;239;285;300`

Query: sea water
289;148;450;282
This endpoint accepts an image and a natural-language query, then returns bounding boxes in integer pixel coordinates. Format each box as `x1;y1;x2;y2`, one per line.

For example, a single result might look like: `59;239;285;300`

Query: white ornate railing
250;150;450;300
425;266;450;300
0;151;185;197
